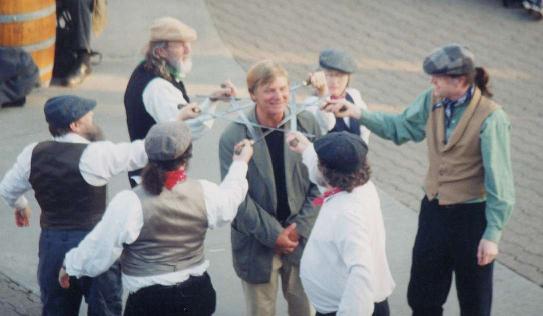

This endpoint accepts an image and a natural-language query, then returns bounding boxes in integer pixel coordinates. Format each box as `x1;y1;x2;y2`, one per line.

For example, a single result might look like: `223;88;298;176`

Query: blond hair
246;60;288;94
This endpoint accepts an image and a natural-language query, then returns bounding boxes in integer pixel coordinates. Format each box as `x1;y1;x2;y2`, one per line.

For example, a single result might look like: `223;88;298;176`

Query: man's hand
233;139;254;163
274;223;299;255
477;239;499;266
14;207;31;227
307;71;328;97
322;99;361;119
286;132;310;154
177;103;201;121
58;266;71;289
210;80;238;102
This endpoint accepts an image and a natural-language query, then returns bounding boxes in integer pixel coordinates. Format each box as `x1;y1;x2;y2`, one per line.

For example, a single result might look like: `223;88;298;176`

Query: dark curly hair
141;144;193;195
319;159;371;192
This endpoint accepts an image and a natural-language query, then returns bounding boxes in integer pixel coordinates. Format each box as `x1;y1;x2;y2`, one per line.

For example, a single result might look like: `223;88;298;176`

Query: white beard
171;57;192;79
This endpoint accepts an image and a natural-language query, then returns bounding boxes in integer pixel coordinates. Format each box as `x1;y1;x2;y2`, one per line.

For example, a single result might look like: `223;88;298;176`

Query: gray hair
144;41;172;80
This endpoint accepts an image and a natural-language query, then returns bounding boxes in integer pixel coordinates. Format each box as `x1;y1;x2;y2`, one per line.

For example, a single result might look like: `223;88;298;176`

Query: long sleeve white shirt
0;133;147;210
64;160;249;293
142;77;216;140
304;88;371;144
299;146;395;316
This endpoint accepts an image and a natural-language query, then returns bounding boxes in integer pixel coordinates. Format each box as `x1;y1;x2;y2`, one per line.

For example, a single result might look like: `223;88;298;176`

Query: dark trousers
38;229;123;316
407;197;493;316
124;272;216;316
56;0;94;51
315;299;390;316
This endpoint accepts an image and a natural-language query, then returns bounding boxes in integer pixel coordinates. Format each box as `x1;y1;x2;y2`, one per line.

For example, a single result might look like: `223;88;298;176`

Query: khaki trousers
241;255;314;316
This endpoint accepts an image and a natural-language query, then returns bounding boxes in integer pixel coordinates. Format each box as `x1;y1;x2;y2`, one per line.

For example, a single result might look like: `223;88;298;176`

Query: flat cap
145;121;192;161
314;131;368;173
319;49;357;74
44;95;96;128
150;17;197;43
423;43;475;76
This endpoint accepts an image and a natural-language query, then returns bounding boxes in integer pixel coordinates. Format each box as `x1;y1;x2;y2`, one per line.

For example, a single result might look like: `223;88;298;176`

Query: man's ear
68;120;79;134
249;91;256;102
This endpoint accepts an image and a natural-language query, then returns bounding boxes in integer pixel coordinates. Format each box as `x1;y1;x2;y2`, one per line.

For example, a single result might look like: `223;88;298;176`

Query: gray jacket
219;107;321;283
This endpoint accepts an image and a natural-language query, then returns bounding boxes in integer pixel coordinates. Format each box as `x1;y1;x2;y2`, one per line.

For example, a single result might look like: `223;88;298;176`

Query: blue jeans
38;229;123;316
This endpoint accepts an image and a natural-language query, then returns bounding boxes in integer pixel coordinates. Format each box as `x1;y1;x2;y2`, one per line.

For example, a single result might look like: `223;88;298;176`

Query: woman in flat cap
305;48;371;145
59;121;253;315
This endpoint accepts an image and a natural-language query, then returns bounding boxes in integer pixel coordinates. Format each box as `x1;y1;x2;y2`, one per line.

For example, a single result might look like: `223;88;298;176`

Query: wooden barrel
0;0;56;87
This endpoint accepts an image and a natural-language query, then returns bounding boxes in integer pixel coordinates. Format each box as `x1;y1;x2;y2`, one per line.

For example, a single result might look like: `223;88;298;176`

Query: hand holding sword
177;102;202;121
321;98;362;119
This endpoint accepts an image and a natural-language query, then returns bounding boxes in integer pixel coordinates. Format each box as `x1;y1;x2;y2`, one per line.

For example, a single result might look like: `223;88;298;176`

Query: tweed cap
314;131;368;173
149;17;197;42
423;44;475;76
319;49;357;74
145;121;192;161
44;95;96;128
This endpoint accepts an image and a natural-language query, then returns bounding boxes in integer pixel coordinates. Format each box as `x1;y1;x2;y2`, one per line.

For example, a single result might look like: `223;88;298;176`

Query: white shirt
0;133;147;210
299;146;395;315
304;88;371;145
142;77;216;140
64;161;249;293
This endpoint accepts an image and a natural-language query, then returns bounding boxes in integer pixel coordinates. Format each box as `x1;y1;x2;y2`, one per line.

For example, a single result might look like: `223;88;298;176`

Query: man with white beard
124;17;236;187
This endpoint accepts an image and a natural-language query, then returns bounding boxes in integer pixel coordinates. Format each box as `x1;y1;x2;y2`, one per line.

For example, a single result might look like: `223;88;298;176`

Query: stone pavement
1;0;543;315
205;0;543;286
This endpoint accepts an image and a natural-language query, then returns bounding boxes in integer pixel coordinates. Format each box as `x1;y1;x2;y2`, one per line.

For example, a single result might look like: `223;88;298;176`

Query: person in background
59;121;253;316
522;0;542;19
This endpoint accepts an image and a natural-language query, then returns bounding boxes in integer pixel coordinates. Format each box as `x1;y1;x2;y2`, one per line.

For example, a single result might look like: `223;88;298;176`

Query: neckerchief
164;169;187;190
312;187;343;206
432;85;474;129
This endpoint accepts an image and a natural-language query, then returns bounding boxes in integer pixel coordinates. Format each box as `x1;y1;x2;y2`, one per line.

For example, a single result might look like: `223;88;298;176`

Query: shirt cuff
482;226;502;243
301;144;316;166
14;196;28;210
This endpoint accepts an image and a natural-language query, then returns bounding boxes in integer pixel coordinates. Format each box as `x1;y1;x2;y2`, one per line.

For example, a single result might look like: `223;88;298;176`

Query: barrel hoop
0;4;56;24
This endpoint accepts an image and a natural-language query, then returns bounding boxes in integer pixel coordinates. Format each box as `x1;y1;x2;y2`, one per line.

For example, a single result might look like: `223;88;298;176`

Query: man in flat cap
324;43;514;315
0;95;154;315
59;121;254;315
287;131;395;316
124;16;236;187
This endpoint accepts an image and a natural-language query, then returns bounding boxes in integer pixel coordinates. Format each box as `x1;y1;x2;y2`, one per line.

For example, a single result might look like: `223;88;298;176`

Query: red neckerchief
164;169;187;190
330;93;346;100
312;187;342;206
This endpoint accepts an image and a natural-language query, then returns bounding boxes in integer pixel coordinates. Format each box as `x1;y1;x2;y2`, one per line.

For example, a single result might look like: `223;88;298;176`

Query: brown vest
121;178;208;277
425;87;498;205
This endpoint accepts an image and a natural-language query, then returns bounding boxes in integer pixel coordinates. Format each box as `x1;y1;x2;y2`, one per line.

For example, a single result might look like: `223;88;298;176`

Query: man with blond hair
219;60;321;316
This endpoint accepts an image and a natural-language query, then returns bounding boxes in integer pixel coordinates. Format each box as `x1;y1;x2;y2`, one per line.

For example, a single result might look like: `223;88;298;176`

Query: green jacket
219;107;321;283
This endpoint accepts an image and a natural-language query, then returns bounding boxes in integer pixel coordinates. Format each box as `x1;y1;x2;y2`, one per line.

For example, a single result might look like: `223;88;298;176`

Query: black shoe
1;97;26;108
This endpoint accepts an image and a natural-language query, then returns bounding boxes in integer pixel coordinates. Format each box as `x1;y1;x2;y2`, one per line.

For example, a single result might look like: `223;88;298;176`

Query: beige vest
425;87;498;205
121;178;207;277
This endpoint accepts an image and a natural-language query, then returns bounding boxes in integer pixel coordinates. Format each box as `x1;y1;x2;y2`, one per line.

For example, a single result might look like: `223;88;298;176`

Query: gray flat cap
145;121;192;161
423;44;475;76
314;131;368;173
44;95;96;128
319;49;357;73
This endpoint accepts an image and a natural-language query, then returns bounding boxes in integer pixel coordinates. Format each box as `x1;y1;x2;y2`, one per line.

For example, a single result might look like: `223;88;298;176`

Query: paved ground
205;0;543;286
1;0;542;315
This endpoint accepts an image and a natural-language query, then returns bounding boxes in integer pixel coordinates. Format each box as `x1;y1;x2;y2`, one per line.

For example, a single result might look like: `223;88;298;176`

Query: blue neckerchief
432;85;474;129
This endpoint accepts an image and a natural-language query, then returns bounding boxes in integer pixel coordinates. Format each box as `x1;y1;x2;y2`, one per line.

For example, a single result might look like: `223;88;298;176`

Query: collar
53;133;91;144
312;187;343;206
432;85;474;111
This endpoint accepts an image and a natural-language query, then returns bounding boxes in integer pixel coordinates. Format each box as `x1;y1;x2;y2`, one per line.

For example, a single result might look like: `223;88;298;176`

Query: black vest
29;141;107;230
329;93;361;135
123;62;190;141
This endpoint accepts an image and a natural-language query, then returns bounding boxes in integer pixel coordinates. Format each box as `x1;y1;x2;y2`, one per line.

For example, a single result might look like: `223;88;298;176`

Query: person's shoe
523;0;532;10
1;97;26;108
62;52;91;87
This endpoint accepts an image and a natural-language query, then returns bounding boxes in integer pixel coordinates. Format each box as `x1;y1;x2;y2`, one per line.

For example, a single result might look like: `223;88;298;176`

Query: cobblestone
206;0;543;286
